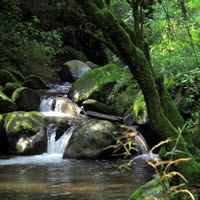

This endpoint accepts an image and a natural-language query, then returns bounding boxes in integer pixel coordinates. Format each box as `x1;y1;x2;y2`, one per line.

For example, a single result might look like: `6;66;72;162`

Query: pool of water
0;156;153;200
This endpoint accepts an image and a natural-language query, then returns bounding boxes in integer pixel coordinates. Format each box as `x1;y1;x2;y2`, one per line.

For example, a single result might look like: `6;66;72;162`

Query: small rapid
0;125;75;165
47;125;75;155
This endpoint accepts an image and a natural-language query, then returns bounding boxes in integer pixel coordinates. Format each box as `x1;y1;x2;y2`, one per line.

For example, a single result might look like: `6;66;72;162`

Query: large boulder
23;75;48;89
3;82;22;98
63;119;126;159
12;87;40;111
50;97;82;116
0;69;20;86
69;63;124;103
0;114;9;154
0;90;16;113
61;60;91;82
4;111;46;155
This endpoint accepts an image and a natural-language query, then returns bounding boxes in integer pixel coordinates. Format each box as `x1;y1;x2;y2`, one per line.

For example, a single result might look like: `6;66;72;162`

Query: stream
0;82;154;200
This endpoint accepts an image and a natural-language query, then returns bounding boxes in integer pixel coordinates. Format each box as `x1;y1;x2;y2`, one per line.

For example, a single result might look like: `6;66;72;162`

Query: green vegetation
4;111;45;135
0;0;200;199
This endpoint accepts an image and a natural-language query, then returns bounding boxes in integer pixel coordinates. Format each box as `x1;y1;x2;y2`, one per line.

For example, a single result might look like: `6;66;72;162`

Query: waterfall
40;98;54;112
134;131;150;154
47;124;75;156
127;126;160;160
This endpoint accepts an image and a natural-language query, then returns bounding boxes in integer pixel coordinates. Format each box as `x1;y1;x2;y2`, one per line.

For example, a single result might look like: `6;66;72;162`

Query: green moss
0;69;20;86
128;178;165;200
112;84;138;116
24;75;47;89
69;63;124;102
4;111;45;135
0;90;16;113
133;91;148;124
4;82;22;97
16;143;23;153
11;87;26;102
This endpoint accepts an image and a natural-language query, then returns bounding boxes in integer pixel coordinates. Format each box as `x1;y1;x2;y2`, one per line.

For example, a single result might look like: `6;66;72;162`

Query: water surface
0;157;153;200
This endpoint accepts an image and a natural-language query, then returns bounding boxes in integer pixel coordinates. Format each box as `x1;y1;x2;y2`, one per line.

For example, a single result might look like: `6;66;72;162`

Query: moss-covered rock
0;69;20;86
82;99;114;114
133;91;148;125
4;111;46;154
61;60;91;82
23;75;48;89
0;114;9;154
128;178;166;200
3;82;22;98
110;84;139;117
63;119;126;159
0;90;16;113
61;46;88;62
12;87;40;111
69;63;124;103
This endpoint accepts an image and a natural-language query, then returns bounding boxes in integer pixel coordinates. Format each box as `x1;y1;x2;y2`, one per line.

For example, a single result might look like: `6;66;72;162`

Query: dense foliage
0;0;200;199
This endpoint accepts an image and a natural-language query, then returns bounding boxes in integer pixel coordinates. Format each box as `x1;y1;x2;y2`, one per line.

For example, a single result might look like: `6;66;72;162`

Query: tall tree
74;0;200;182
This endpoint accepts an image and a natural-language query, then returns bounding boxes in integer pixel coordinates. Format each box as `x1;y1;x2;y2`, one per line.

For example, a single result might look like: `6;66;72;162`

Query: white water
127;126;159;161
40;97;77;117
47;82;71;94
47;125;75;155
0;125;75;165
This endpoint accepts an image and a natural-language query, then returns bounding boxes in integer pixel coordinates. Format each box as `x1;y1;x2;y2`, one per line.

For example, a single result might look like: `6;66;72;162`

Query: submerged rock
63;119;126;159
4;111;46;155
12;87;40;111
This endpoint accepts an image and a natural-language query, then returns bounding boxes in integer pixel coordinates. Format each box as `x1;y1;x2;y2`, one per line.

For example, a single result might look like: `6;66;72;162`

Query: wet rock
12;87;40;111
52;97;82;116
4;111;46;155
82;99;114;114
69;63;124;103
23;75;48;89
0;90;16;113
0;114;9;154
3;82;22;98
63;119;125;159
61;60;91;81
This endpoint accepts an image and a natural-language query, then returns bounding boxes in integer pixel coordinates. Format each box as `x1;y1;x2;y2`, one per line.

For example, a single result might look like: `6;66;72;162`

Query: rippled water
0;158;153;200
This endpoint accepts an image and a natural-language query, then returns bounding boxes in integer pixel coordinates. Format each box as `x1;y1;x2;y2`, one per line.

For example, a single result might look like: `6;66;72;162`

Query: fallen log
86;111;123;122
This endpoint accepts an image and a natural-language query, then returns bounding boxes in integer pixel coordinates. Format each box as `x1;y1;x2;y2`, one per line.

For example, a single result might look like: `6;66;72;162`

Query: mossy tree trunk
74;0;200;182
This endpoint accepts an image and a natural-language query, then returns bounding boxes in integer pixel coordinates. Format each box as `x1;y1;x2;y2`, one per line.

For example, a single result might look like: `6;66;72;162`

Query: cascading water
0;125;75;165
127;126;159;160
47;124;75;155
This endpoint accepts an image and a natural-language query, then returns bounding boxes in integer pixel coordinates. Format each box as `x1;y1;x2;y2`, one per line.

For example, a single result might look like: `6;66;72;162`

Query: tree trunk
74;0;200;182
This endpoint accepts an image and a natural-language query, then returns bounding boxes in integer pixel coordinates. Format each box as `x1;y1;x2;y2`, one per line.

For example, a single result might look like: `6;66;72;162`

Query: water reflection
0;158;153;200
